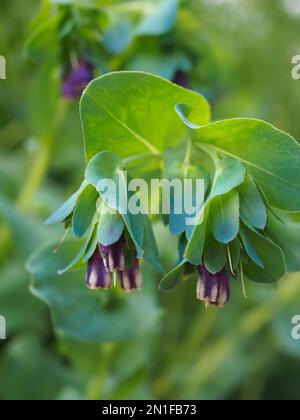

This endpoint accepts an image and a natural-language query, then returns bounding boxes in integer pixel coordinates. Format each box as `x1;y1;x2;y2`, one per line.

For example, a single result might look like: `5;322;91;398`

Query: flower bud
62;59;93;100
197;266;230;307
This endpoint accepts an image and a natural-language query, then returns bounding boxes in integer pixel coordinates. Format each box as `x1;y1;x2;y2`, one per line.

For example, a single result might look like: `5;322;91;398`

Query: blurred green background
1;0;300;400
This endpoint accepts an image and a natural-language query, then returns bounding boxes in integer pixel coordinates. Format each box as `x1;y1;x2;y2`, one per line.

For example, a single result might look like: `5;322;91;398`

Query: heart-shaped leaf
80;72;211;161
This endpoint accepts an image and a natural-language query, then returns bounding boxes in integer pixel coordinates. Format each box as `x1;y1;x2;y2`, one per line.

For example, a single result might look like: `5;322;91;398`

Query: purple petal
119;259;142;292
197;266;230;307
86;247;112;289
100;235;126;273
173;70;189;88
62;59;93;100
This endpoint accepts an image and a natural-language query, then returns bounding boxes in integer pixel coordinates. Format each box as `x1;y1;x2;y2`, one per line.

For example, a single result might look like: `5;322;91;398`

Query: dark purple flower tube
86;247;113;289
173;70;189;88
100;235;126;273
119;259;142;292
197;266;230;307
62;59;93;100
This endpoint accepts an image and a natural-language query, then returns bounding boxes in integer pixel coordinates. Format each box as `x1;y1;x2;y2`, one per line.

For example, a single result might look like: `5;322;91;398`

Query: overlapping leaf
80;72;211;161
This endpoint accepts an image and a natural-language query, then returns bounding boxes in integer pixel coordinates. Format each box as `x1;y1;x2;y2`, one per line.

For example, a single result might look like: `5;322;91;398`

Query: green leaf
85;151;127;213
25;10;61;59
184;207;209;266
159;261;185;291
180;117;300;212
58;220;96;275
239;226;264;269
86;152;143;257
267;211;300;272
242;227;286;284
72;184;98;238
135;0;179;36
0;195;53;258
203;239;226;274
98;209;124;246
27;241;161;343
103;15;133;54
80;72;211;161
46;181;87;225
238;176;267;229
210;190;240;244
164;143;209;236
0;263;48;336
83;226;99;263
228;240;241;271
127;52;182;80
209;157;245;200
0;337;79;400
85;151;122;189
141;215;164;274
184;155;244;263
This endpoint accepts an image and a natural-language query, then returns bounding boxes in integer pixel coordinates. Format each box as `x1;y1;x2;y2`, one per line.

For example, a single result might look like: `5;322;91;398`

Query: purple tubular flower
173;70;189;88
119;259;142;292
62;59;93;100
100;235;126;273
197;266;230;307
86;233;142;293
86;247;113;289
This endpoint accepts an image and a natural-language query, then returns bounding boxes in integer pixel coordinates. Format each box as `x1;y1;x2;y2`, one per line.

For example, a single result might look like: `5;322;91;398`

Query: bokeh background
1;0;300;400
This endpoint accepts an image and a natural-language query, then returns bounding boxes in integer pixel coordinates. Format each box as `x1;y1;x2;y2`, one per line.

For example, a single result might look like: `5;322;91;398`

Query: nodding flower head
86;234;142;292
119;258;142;292
62;59;93;100
86;246;113;290
197;266;230;308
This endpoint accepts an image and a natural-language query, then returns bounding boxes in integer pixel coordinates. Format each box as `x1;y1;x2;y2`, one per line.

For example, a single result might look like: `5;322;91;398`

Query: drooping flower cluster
86;235;142;292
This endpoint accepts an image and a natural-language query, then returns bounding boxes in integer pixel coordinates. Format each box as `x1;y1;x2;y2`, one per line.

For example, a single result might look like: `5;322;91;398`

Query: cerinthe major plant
46;71;300;308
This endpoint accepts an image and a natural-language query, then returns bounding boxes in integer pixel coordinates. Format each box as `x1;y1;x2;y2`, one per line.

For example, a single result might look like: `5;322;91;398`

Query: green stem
86;343;115;400
17;101;69;211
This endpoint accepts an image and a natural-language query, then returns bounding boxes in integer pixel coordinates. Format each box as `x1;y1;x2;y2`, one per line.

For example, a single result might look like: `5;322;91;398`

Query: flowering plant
43;71;300;308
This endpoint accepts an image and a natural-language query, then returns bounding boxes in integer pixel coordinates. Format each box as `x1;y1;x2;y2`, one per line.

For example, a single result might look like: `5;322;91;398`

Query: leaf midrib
87;93;161;156
203;143;300;190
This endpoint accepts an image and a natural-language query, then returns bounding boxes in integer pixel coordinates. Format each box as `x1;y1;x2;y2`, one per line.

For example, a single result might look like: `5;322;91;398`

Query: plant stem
17;100;69;211
86;343;115;400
